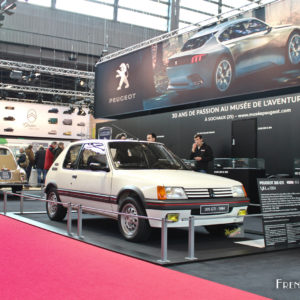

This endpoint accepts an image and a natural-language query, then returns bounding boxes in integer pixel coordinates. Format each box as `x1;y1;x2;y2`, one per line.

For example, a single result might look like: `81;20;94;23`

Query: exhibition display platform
0;190;275;266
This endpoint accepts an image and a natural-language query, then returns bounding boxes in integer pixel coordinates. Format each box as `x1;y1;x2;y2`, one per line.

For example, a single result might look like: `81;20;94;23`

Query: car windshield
181;33;213;52
109;142;187;170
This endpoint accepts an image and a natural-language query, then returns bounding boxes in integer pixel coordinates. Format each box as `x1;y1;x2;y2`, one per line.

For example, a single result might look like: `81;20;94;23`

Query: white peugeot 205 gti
45;140;248;242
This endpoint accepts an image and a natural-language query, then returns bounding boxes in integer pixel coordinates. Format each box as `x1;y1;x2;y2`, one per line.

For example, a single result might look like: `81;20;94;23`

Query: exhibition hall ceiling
0;0;281;110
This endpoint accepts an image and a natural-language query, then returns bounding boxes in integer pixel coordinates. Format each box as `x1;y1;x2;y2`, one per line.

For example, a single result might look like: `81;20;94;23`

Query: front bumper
145;197;249;228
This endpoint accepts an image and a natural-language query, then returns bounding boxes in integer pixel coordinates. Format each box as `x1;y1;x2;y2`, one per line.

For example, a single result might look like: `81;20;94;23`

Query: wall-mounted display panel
0;101;90;139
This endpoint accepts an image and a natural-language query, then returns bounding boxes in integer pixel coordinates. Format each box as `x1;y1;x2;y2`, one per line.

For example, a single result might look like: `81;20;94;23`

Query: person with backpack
17;148;28;169
35;145;46;184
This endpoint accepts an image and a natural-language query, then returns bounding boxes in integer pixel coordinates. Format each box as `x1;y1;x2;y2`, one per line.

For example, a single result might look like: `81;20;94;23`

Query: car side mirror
90;162;110;172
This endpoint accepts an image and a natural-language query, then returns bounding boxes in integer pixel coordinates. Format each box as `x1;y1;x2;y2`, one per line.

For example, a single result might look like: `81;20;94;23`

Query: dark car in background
167;18;300;93
3;116;15;121
48;108;59;113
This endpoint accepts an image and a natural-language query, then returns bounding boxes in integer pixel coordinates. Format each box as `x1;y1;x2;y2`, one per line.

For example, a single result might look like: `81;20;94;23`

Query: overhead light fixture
0;90;8;99
53;95;62;103
68;53;77;61
10;70;23;80
37;94;43;103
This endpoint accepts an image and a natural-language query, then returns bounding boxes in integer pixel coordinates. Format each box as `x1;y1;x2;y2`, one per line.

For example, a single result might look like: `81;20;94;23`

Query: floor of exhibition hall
1;189;299;299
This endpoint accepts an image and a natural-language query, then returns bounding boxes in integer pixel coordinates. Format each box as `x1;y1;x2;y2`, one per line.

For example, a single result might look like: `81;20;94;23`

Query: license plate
200;204;229;214
0;171;11;180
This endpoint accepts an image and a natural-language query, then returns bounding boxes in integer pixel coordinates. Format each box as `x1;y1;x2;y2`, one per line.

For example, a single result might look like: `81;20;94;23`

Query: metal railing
2;188;290;263
1;189;172;263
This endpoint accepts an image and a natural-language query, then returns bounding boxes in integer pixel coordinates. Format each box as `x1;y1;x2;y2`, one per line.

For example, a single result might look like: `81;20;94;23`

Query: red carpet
0;215;270;300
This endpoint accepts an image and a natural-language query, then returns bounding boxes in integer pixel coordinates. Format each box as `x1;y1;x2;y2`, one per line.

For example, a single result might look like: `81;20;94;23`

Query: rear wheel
214;57;234;92
46;187;67;221
287;32;300;65
118;196;151;242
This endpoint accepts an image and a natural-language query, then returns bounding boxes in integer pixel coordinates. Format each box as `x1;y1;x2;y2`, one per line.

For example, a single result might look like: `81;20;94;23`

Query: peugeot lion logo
116;62;129;91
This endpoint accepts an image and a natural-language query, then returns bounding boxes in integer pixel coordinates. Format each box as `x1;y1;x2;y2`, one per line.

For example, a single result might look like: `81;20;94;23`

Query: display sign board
258;178;300;247
94;0;300;118
0;100;89;139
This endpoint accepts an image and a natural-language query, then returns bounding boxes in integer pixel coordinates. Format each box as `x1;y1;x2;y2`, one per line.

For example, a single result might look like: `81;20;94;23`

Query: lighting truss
0;59;94;79
99;0;279;63
0;82;94;99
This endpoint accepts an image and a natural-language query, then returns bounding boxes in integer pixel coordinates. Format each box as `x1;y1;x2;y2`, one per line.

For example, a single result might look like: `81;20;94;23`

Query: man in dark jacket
54;142;64;161
44;142;57;173
17;148;27;168
35;146;46;184
190;133;213;173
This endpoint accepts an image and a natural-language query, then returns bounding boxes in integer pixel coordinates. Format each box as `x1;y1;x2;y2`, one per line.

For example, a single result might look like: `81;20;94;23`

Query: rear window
181;33;213;52
0;149;9;155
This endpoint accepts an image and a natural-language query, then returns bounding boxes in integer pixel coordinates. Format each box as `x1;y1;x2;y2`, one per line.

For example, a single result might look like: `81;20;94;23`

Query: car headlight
157;186;187;200
232;185;247;198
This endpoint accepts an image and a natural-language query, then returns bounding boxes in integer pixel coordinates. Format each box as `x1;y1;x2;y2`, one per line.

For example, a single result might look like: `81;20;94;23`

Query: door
231;118;257;158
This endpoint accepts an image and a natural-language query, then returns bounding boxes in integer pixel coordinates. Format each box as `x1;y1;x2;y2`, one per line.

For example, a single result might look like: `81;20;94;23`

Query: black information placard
258;178;300;247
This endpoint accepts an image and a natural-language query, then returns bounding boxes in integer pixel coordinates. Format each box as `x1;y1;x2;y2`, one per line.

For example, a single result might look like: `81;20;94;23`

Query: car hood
113;169;242;188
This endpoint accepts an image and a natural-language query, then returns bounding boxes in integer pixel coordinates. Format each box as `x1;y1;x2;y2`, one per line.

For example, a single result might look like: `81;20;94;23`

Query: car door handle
72;175;77;179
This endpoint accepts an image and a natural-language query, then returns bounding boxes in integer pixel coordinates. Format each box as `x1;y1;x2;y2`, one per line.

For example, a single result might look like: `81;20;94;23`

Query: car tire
205;223;241;236
118;196;151;242
213;56;234;93
46;187;67;221
12;186;22;194
287;31;300;65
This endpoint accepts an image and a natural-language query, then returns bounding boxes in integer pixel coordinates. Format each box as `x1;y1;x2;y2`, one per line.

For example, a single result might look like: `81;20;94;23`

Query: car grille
168;56;193;67
184;187;233;199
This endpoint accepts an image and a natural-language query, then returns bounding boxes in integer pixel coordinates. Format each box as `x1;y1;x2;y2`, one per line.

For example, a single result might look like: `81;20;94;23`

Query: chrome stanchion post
186;216;197;260
67;202;72;236
3;190;7;215
20;190;24;214
40;184;44;199
158;217;169;263
77;204;83;239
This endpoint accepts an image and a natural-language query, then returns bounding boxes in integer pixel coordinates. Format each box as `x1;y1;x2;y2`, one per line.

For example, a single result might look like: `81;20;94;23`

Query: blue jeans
37;169;47;185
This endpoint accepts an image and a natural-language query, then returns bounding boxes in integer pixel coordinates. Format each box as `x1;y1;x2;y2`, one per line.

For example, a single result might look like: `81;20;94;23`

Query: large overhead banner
94;0;300;118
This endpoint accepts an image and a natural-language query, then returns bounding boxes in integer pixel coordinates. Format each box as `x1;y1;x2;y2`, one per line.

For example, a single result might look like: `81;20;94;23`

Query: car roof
66;139;161;146
189;17;260;39
0;145;11;151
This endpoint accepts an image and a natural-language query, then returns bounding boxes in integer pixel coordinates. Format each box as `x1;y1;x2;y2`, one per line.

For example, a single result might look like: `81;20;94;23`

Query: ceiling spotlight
0;90;8;99
37;94;43;103
53;95;62;103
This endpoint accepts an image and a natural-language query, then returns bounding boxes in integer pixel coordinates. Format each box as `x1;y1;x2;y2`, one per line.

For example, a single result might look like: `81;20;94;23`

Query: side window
219;24;245;41
63;144;82;169
78;143;107;170
231;23;246;39
247;20;268;34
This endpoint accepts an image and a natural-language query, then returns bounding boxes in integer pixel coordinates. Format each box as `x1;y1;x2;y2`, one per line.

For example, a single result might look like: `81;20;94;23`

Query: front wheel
214;57;234;93
46;187;67;221
287;32;300;65
118;197;151;242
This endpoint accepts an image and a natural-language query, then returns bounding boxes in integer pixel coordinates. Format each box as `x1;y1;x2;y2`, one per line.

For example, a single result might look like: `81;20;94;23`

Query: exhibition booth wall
97;90;300;177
